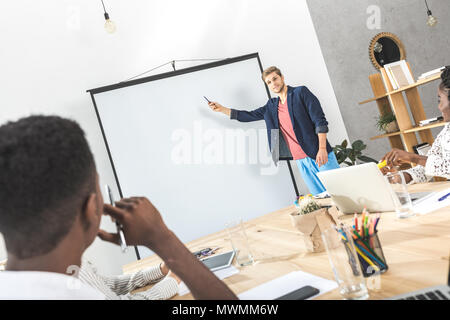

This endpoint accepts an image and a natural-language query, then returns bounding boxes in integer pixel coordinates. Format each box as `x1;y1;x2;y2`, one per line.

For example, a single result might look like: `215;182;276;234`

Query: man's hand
98;197;238;300
167;270;182;284
382;148;417;167
316;149;328;167
98;197;171;250
208;102;231;116
160;262;169;276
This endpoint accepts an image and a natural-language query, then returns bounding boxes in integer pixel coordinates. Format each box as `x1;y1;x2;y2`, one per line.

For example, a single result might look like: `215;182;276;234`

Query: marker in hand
203;96;211;104
105;185;128;253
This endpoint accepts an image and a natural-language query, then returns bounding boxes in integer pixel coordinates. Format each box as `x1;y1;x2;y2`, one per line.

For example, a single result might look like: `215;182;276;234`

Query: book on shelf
419;116;443;126
418;66;445;80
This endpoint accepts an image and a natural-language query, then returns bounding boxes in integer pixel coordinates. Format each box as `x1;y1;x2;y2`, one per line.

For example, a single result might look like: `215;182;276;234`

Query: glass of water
321;226;369;300
385;171;415;219
226;218;254;267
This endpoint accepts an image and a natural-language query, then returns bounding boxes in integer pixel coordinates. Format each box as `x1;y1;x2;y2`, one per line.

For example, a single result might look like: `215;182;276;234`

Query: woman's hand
382;148;417;166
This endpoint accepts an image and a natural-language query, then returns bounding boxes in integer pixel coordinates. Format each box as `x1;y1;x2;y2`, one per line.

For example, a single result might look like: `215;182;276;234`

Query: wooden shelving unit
370;121;447;141
359;73;441;105
359;64;445;153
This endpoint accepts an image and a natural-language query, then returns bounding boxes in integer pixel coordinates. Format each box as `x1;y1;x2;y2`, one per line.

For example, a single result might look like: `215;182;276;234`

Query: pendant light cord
101;0;107;14
424;0;432;14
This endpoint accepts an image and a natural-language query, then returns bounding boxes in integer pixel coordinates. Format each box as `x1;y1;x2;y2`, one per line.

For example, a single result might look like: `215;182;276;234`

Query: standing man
209;66;340;196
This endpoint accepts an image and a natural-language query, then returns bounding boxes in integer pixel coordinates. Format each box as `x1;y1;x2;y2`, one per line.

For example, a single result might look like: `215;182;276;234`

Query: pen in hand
105;185;128;253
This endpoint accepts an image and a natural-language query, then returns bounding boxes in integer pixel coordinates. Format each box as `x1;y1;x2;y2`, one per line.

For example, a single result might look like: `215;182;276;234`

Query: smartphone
275;285;320;300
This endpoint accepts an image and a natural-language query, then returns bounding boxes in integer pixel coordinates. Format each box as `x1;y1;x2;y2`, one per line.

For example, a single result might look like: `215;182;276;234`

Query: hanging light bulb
101;0;116;33
104;12;116;33
425;0;438;27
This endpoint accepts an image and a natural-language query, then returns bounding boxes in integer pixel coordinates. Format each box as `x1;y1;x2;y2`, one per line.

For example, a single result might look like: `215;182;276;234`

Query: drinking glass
321;227;369;300
385;171;415;218
226;218;254;266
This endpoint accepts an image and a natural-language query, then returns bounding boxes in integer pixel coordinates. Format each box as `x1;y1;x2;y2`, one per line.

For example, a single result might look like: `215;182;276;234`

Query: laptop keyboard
398;290;449;300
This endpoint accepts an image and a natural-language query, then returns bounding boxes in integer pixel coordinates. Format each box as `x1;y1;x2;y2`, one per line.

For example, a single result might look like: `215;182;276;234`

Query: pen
374;214;380;232
203;96;211;103
105;185;128;253
438;192;450;201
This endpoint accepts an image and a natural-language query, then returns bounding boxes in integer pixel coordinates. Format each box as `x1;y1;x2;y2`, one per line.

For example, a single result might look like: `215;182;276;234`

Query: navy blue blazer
230;85;332;161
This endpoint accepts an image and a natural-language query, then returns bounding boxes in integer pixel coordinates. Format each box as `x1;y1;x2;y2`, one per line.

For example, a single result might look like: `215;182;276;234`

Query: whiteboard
89;54;297;259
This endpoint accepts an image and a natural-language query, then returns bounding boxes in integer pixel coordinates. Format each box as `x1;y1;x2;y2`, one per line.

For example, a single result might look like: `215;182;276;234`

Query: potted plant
376;111;398;133
290;195;340;253
333;140;377;167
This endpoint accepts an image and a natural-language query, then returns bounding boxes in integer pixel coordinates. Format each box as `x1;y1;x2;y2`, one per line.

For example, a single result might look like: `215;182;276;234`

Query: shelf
359;73;442;105
403;121;448;133
370;131;402;140
370;121;448;140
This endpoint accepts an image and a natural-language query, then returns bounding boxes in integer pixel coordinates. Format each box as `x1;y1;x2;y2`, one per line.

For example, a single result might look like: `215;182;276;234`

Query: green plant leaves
333;139;376;166
351;140;366;151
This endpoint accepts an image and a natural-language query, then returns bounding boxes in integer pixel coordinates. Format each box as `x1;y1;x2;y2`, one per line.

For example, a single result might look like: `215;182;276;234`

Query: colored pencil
352;230;385;265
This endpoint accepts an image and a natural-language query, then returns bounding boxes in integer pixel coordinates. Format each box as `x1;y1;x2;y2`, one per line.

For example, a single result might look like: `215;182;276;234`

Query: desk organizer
353;231;388;277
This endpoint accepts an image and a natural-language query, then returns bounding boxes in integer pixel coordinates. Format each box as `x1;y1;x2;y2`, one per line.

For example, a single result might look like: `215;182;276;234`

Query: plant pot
384;121;399;133
289;206;341;253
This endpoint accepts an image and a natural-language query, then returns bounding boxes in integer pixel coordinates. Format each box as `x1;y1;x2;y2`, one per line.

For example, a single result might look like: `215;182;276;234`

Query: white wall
0;0;348;274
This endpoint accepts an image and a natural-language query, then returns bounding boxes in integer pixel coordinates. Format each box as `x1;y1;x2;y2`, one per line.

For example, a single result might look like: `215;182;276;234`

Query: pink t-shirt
278;99;307;160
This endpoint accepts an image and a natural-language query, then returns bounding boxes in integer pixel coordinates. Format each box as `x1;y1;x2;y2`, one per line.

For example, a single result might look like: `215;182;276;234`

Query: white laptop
317;162;429;214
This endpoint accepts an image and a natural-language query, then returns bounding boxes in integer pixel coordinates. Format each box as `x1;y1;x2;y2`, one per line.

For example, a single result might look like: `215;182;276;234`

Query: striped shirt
79;260;179;300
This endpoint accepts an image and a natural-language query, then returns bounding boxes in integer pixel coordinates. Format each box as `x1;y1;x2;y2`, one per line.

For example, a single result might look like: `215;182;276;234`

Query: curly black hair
440;66;450;99
0;115;96;259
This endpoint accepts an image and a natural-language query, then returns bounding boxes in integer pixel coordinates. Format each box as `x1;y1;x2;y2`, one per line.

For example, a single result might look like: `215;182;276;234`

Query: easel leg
286;160;300;198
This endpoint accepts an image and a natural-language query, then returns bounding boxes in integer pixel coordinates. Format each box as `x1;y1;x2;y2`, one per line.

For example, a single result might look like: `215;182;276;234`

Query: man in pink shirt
209;66;340;195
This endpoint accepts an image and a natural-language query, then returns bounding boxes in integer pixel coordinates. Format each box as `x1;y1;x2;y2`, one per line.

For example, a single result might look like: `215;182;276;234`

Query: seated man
78;259;181;300
0;115;237;300
382;66;450;183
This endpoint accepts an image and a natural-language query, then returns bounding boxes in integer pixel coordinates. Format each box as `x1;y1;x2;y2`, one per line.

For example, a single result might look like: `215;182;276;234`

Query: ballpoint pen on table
105;185;128;253
438;192;450;202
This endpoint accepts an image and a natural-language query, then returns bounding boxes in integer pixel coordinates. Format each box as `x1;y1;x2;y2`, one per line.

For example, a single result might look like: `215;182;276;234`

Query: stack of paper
238;270;338;300
419;116;443;126
418;67;445;80
413;188;450;215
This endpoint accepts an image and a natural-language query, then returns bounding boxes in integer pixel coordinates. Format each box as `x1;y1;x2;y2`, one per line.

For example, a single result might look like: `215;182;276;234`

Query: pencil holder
353;232;388;278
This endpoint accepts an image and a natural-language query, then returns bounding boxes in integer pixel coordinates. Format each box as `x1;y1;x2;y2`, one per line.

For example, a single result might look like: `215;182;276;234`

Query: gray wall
307;0;450;160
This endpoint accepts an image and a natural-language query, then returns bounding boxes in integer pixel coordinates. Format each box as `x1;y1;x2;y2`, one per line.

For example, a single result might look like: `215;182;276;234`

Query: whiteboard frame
87;53;273;259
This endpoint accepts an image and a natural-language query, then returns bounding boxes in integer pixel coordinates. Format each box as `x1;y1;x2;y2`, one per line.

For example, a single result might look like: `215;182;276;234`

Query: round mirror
369;32;406;70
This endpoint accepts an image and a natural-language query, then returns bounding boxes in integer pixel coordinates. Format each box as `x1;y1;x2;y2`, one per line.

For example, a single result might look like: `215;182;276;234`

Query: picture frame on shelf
383;60;415;90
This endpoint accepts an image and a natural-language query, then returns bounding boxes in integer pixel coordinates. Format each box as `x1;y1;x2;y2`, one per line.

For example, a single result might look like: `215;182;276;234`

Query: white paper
313;191;330;199
237;270;338;300
177;265;240;296
412;188;450;215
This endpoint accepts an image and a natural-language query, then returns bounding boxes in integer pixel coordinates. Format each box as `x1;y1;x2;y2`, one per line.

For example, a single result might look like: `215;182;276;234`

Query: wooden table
123;182;450;300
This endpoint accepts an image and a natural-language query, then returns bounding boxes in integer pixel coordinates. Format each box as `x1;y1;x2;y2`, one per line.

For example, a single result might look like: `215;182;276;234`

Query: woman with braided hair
381;66;450;183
